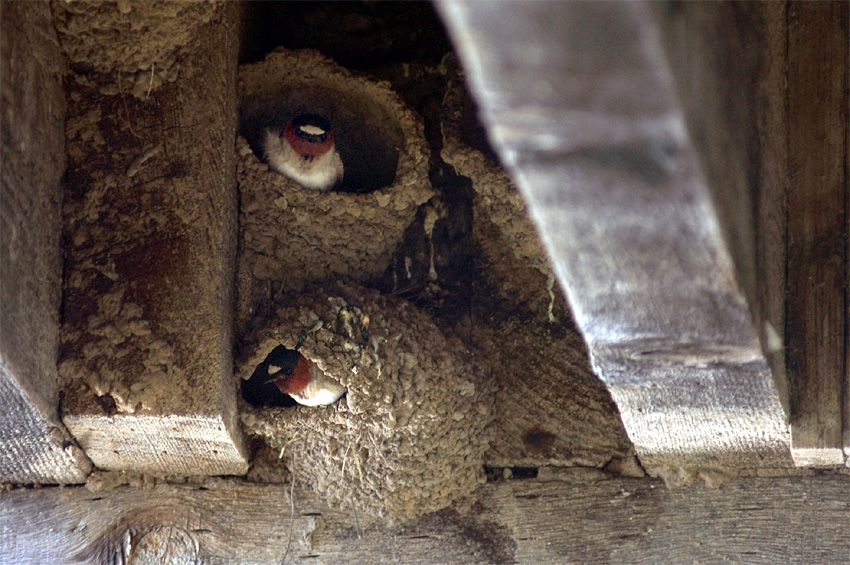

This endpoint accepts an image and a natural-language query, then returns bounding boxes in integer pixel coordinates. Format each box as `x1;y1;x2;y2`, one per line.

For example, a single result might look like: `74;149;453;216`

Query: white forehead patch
299;124;326;136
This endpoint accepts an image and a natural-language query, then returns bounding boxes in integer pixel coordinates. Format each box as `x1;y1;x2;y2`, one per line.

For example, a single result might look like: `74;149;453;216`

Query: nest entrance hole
240;84;402;193
241;345;298;408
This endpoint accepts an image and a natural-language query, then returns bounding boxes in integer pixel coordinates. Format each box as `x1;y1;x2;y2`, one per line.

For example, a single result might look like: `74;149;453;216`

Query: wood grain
0;473;847;564
58;4;248;475
0;0;92;483
846;4;850;469
438;0;792;473
786;2;848;466
756;2;791;417
654;1;793;417
477;321;633;469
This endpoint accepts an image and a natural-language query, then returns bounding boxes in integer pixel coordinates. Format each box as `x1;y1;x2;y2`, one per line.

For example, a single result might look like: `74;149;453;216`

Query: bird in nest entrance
262;113;344;192
242;343;347;407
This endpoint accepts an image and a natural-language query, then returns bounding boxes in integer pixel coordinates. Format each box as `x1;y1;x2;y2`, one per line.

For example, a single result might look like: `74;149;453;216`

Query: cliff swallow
242;345;347;407
267;346;347;407
262;113;344;191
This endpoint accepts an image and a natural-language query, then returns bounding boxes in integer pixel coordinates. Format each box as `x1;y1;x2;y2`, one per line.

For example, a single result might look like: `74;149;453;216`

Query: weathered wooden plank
844;7;850;467
653;2;764;338
477;320;633;470
437;0;792;473
786;2;848;467
0;473;847;564
56;3;248;475
755;2;791;419
654;1;793;416
0;0;92;483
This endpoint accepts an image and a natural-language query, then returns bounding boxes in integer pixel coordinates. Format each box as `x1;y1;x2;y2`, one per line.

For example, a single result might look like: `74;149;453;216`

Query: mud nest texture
442;137;564;322
236;49;433;329
238;281;495;523
51;0;223;98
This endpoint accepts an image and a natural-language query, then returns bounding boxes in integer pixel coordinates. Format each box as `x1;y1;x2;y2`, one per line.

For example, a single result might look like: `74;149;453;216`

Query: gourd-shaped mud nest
238;281;495;523
235;49;433;330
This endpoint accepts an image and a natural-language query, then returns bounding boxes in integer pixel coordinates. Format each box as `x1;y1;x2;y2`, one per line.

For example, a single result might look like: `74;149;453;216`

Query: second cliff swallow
264;346;347;407
262;113;344;191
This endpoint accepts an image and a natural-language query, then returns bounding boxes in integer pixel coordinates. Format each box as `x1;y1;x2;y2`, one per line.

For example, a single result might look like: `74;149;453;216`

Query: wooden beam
56;3;248;475
786;2;848;467
0;1;92;483
1;473;847;563
653;1;793;416
437;0;793;474
844;9;850;467
755;1;792;424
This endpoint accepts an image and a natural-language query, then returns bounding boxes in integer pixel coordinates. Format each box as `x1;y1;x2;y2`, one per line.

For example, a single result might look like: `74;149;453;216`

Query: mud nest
235;49;433;330
238;281;495;523
52;0;223;98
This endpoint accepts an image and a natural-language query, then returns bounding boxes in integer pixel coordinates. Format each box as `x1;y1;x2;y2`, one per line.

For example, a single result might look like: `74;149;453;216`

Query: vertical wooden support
58;3;248;475
660;1;848;468
438;0;794;474
0;1;92;483
756;2;792;426
843;11;850;467
653;2;793;417
786;2;848;467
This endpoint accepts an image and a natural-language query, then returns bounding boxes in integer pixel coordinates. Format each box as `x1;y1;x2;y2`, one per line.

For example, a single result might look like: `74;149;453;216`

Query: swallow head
241;345;298;407
263;113;344;191
284;114;334;157
267;346;347;407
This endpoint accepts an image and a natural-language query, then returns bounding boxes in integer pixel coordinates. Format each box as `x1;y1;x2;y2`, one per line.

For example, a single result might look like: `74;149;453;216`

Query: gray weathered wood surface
437;0;793;473
753;2;791;419
654;1;793;417
0;0;92;483
844;4;850;467
786;2;848;467
0;473;847;564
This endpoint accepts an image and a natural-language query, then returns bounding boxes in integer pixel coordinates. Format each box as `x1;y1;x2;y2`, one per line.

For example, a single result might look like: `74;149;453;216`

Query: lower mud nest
237;281;495;523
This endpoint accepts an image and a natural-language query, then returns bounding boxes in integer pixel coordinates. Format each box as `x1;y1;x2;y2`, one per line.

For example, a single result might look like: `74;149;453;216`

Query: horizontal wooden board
0;473;847;563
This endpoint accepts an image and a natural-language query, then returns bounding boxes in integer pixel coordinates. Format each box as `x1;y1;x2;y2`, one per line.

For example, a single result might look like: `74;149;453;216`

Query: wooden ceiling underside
438;0;849;472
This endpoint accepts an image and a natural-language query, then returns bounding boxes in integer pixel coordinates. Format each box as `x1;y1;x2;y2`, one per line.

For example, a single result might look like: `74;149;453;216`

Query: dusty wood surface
58;4;248;475
754;2;791;417
437;0;792;474
655;1;793;416
1;473;847;564
844;5;850;467
654;2;763;337
0;0;92;483
786;2;848;467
